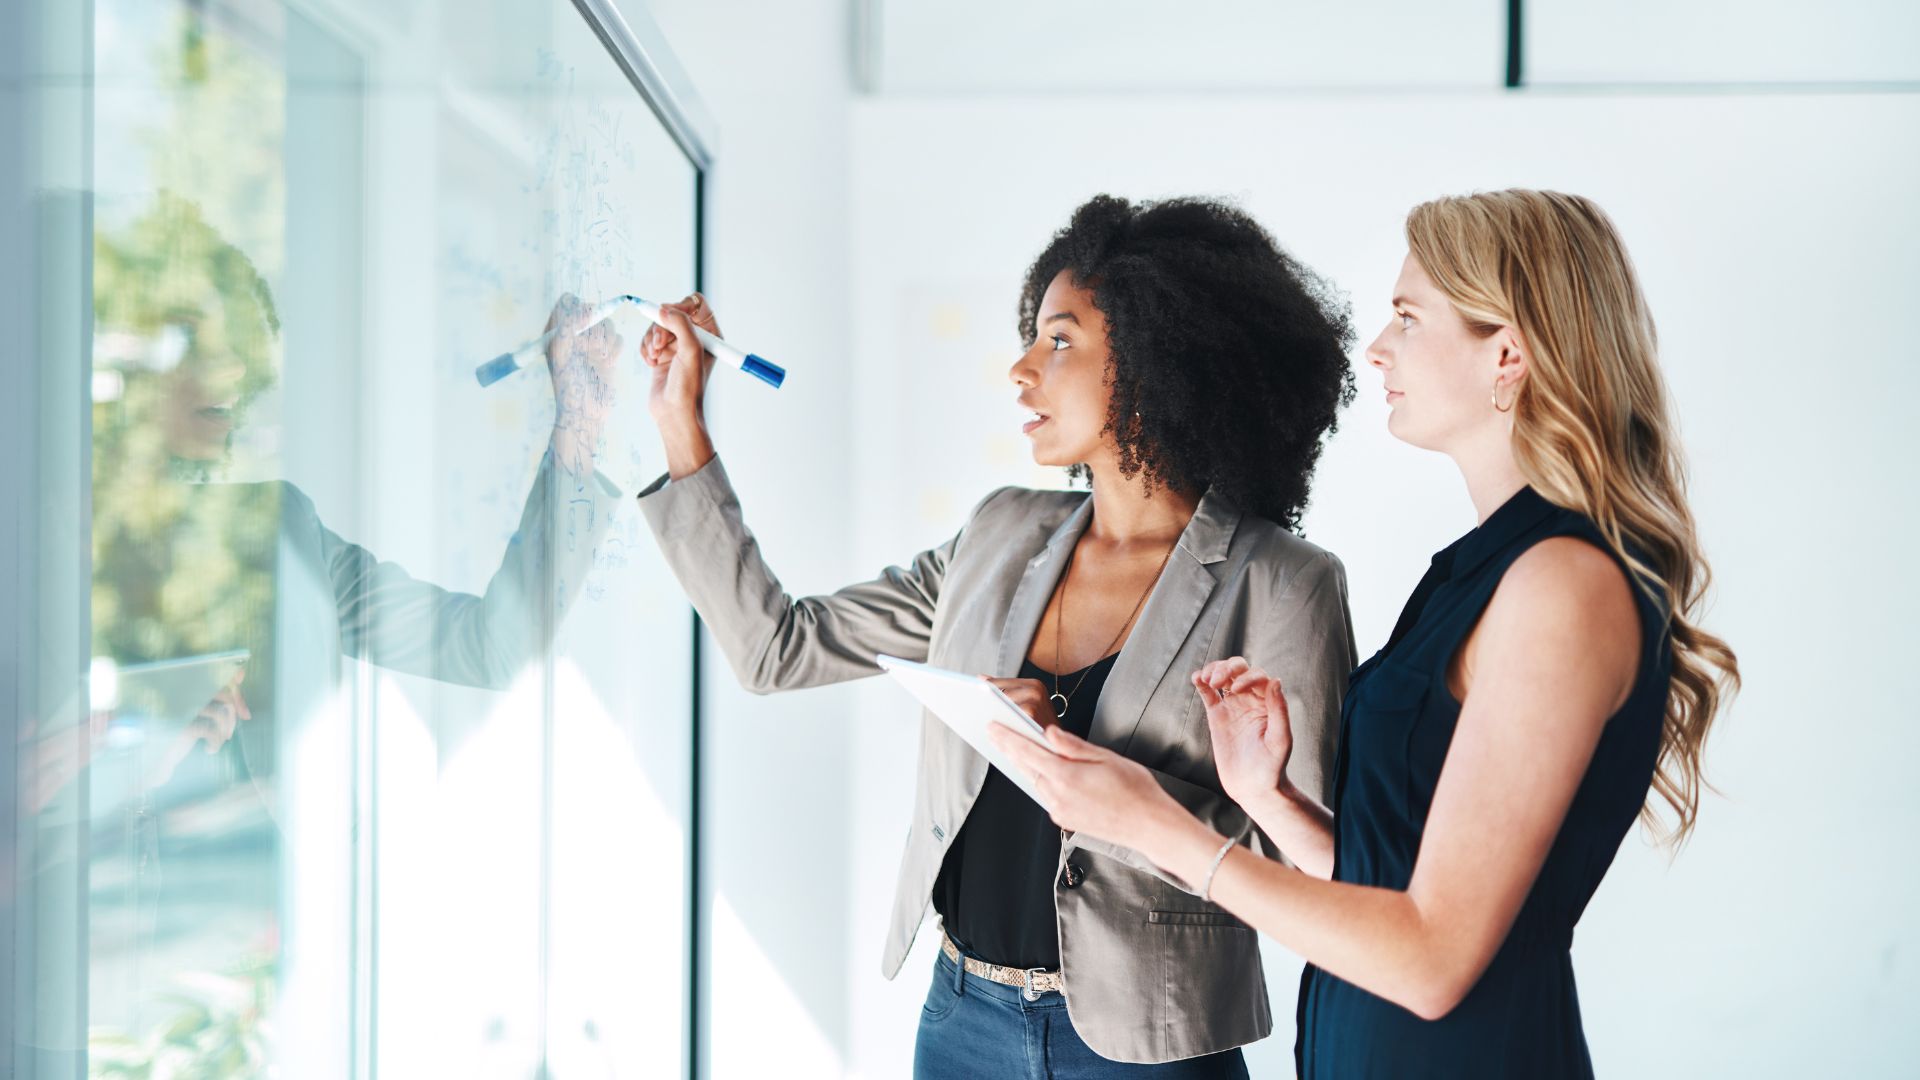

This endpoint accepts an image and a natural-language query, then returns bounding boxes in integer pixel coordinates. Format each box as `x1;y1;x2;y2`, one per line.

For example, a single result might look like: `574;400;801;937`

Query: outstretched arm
324;295;625;688
322;450;620;689
637;454;1002;694
635;293;998;694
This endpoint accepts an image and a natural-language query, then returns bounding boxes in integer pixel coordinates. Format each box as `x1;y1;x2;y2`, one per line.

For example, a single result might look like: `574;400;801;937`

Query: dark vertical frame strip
687;169;708;1080
1506;0;1524;88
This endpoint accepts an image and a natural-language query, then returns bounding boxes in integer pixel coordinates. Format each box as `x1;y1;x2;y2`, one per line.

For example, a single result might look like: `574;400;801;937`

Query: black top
1296;486;1672;1079
931;652;1119;970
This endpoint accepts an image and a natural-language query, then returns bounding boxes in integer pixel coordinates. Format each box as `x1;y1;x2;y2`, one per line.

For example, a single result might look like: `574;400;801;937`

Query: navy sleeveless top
1296;486;1672;1079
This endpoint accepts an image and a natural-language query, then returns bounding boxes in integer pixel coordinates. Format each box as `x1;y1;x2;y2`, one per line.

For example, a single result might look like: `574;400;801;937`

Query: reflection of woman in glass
42;193;626;1060
641;195;1359;1076
80;194;622;780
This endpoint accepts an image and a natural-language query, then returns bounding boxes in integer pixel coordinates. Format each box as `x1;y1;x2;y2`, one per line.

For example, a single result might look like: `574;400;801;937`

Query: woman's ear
1496;327;1530;387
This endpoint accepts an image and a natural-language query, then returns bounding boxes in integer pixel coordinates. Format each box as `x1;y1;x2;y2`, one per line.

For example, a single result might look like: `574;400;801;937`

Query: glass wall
9;1;704;1076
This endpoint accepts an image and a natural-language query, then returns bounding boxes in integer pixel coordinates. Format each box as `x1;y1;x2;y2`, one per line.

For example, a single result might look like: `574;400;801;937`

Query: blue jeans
913;947;1251;1080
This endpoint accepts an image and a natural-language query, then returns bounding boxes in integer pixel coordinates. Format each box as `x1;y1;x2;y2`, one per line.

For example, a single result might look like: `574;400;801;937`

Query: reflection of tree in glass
84;186;286;1080
89;3;284;675
93;191;282;669
87;951;275;1079
79;14;290;1072
137;12;285;275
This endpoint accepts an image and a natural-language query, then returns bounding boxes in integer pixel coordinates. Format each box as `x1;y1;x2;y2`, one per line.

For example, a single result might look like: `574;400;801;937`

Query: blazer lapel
1088;489;1242;754
993;496;1094;678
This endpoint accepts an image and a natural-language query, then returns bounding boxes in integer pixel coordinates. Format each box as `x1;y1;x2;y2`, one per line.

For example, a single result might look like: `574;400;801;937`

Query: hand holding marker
475;294;786;389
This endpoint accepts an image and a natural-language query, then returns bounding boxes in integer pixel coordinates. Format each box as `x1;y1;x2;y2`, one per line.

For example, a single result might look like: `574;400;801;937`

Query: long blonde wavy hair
1405;189;1739;849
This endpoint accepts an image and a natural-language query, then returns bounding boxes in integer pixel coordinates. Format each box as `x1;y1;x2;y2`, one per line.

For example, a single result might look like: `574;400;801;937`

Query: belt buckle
1021;967;1049;1002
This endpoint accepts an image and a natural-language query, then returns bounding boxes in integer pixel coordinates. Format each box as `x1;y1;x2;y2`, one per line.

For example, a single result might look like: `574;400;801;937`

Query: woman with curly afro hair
1017;194;1357;532
636;194;1359;1077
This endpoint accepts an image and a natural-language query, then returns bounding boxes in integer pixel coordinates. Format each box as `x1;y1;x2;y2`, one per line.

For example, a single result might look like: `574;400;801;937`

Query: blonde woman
992;190;1740;1077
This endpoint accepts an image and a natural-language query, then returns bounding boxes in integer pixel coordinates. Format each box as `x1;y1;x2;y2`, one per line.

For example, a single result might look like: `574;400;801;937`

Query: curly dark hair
1017;194;1356;532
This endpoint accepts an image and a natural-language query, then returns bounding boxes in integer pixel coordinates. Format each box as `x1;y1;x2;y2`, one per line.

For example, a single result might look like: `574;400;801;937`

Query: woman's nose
1008;345;1039;387
1364;328;1392;371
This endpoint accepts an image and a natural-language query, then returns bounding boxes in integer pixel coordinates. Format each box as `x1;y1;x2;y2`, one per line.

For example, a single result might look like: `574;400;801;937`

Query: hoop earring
1492;378;1516;414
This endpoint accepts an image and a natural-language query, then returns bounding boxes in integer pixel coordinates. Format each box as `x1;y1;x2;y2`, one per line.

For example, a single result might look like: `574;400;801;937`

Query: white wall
868;0;1502;93
1527;0;1920;85
845;91;1920;1078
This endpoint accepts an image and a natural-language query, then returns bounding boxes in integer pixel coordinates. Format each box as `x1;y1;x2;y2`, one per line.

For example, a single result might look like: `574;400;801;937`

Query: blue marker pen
474;295;786;389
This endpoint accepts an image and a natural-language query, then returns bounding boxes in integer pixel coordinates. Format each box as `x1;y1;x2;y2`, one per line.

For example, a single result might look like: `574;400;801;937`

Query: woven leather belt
941;931;1065;1002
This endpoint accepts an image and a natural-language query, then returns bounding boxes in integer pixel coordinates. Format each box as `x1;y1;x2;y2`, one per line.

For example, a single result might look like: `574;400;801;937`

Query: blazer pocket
1148;909;1252;931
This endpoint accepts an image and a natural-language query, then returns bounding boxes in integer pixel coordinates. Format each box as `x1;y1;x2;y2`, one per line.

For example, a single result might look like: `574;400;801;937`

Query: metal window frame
573;0;717;172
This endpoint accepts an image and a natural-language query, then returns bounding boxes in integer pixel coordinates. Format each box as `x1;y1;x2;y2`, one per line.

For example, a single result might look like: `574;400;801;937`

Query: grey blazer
637;457;1356;1064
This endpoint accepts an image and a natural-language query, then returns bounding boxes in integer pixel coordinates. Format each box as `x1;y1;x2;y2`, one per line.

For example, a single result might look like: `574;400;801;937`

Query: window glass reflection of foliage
85;12;290;1074
94;198;283;669
91;11;284;674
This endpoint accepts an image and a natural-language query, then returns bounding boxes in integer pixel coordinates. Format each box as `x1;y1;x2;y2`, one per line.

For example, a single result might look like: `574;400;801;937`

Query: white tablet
109;649;251;744
876;654;1055;803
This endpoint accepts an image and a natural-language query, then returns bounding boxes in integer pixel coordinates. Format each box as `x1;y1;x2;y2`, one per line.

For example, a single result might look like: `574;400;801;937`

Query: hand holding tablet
875;654;1054;801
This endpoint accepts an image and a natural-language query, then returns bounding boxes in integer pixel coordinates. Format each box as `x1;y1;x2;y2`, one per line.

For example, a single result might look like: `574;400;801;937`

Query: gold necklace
1048;540;1177;718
